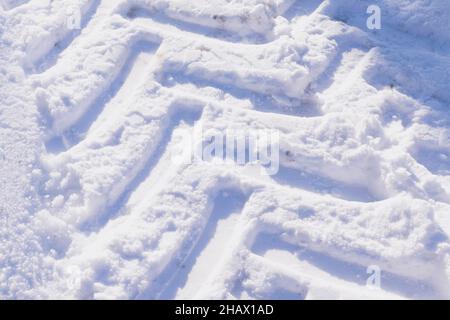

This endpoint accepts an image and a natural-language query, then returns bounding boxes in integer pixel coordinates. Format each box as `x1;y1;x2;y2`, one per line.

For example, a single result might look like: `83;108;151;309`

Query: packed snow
1;0;450;299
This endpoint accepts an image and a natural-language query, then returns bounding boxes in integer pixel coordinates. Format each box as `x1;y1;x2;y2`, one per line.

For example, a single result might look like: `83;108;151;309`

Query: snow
1;0;450;299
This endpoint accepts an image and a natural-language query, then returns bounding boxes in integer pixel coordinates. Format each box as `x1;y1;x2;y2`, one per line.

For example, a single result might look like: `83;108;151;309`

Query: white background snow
1;0;450;299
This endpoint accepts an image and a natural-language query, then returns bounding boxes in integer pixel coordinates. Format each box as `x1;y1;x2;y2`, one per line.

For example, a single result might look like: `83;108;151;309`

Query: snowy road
1;0;450;299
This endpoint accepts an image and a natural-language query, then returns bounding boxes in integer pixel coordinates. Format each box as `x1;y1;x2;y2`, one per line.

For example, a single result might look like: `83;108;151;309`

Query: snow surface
1;0;450;299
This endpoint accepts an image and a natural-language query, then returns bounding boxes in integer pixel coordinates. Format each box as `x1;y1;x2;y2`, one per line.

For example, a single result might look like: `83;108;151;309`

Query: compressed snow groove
1;0;450;299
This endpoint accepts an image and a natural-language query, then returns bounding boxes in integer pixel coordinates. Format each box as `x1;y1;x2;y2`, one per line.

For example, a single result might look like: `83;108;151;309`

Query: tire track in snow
0;0;29;11
283;0;324;20
39;13;320;231
37;0;338;232
43;94;204;229
159;71;322;118
271;165;378;202
35;19;312;136
28;0;102;74
120;0;304;43
156;189;249;299
413;145;450;177
124;6;266;44
81;103;204;231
